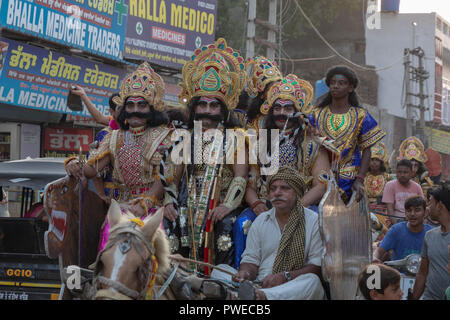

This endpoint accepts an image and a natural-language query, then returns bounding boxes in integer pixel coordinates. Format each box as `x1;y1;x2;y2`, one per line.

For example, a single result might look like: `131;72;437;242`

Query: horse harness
92;221;157;300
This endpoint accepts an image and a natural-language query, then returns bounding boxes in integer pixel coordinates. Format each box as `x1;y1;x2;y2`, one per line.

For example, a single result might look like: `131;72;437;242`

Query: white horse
90;199;172;299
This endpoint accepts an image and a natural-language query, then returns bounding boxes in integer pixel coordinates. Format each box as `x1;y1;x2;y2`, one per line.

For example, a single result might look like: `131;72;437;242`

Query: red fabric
425;148;442;177
443;154;450;180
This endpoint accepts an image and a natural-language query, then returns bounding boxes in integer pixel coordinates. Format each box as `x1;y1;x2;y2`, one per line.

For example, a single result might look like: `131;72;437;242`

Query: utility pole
246;0;256;59
404;48;413;138
278;0;283;66
415;48;428;143
404;47;429;142
266;0;277;59
245;0;279;60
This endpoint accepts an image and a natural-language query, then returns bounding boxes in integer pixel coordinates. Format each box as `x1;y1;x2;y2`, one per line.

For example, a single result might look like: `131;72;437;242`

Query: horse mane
152;228;170;273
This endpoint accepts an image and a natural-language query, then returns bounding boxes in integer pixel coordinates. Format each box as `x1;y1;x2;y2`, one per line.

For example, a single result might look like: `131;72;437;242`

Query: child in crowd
358;263;403;300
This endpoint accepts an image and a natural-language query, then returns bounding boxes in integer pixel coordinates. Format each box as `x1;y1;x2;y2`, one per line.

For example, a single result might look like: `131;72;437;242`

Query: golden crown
397;136;428;163
179;38;246;110
265;74;314;115
113;62;165;111
371;141;388;163
244;55;283;98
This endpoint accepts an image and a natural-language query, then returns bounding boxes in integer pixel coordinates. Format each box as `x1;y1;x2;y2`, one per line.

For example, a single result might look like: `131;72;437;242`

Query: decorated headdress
113;62;165;111
397;136;428;163
370;141;389;164
244;55;283;99
179;38;246;110
265;74;314;115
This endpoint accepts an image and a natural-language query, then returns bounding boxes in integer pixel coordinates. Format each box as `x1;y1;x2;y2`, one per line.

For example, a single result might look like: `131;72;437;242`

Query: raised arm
71;85;110;126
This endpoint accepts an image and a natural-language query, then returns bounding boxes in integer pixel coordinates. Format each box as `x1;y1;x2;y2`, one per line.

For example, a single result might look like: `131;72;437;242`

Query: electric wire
292;0;406;72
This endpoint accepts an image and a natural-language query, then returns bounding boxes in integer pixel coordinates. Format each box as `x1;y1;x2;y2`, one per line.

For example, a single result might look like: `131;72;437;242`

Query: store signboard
43;127;93;157
425;126;450;155
0;0;129;61
0;37;127;117
124;0;217;70
20;124;41;159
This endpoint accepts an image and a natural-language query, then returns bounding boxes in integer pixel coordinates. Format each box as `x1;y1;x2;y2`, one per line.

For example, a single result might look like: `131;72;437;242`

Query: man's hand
352;179;365;202
210;205;231;224
253;202;269;215
70;85;87;98
164;203;178;222
262;273;286;289
128;202;146;217
98;194;111;206
232;270;251;283
66;159;82;179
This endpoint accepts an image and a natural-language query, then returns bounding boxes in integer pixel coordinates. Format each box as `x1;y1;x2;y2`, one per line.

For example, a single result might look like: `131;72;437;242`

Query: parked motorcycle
384;254;421;300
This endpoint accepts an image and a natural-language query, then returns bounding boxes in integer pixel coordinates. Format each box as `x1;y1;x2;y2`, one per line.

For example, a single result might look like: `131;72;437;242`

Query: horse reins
92;221;157;300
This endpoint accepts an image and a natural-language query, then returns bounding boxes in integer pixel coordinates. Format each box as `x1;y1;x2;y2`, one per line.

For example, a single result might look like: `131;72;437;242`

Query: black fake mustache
273;114;288;121
194;113;224;122
123;111;152;119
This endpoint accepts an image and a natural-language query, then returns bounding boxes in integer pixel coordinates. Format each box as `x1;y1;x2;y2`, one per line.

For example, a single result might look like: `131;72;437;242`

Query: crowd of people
62;38;449;300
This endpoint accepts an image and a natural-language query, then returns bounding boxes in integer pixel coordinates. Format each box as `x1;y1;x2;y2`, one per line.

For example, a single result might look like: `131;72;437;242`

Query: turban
268;166;307;274
267;166;307;199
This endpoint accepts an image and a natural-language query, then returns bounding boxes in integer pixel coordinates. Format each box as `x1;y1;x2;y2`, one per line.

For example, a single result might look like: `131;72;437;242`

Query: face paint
275;99;295;107
332;74;346;80
199;96;220;104
126;96;147;103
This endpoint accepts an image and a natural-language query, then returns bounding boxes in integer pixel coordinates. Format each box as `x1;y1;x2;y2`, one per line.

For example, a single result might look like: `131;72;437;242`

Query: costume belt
117;183;153;202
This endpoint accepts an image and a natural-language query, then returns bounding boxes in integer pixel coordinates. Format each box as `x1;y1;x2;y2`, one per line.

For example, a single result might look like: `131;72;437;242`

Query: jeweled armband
221;176;247;211
317;170;329;187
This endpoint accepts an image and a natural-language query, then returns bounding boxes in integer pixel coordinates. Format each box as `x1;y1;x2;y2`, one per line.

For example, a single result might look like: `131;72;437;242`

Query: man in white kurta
212;167;325;300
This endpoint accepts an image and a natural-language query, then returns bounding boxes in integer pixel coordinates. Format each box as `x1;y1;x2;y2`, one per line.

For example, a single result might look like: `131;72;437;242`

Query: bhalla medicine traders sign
0;37;127;117
124;0;217;70
0;0;128;61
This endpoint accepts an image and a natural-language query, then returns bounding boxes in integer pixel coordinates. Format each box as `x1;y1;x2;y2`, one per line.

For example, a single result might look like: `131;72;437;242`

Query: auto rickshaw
0;157;66;300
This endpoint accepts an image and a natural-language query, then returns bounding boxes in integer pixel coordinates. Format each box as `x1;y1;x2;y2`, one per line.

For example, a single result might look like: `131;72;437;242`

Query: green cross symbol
114;0;128;26
195;37;202;48
136;22;143;35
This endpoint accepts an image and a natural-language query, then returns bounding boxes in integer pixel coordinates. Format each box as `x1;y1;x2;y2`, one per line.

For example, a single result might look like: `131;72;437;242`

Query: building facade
366;9;450;179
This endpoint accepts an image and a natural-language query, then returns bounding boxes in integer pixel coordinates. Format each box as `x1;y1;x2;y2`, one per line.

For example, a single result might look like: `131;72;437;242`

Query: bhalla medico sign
124;0;217;70
0;0;129;61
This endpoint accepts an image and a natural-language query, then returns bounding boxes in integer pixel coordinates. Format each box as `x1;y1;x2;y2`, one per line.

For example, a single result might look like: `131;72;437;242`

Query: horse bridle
92;221;157;300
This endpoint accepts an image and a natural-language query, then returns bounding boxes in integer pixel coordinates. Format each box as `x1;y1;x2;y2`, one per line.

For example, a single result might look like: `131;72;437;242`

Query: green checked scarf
268;167;307;274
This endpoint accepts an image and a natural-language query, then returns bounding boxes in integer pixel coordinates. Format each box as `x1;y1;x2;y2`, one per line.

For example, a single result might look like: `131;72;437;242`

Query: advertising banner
0;37;127;117
43;127;94;157
425;126;450;155
124;0;217;70
0;0;129;61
